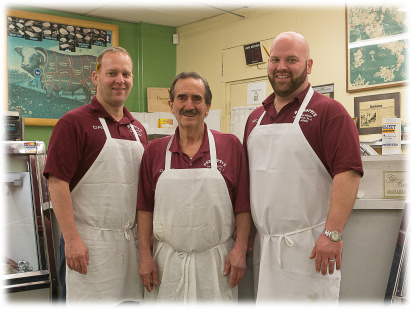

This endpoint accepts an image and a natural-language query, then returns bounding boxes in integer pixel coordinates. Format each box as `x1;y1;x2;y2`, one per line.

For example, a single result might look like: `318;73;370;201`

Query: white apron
67;118;144;304
247;87;340;302
147;129;237;302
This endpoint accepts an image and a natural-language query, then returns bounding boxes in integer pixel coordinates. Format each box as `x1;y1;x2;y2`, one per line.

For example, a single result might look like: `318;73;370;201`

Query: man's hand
309;234;342;276
65;236;89;275
223;247;247;287
139;255;159;292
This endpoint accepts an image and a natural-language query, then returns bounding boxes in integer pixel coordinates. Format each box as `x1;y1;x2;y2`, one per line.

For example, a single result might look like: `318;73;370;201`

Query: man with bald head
243;32;363;301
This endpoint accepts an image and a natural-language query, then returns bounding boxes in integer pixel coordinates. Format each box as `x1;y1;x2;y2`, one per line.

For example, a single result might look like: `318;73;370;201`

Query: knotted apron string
174;242;228;301
176;252;191;302
76;220;133;240
260;221;325;268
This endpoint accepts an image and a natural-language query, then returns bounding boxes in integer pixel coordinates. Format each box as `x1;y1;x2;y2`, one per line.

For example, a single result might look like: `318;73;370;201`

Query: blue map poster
6;9;118;122
346;5;408;92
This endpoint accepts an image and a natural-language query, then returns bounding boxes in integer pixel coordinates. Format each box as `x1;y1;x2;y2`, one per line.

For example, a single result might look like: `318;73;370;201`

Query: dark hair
169;72;212;105
95;46;133;71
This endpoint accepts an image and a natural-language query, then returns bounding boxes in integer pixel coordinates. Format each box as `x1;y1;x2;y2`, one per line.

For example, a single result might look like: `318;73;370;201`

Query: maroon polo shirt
243;84;363;178
44;96;148;191
136;124;250;214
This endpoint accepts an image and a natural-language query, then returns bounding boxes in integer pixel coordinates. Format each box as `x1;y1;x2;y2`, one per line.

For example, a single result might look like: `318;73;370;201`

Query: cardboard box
147;87;170;112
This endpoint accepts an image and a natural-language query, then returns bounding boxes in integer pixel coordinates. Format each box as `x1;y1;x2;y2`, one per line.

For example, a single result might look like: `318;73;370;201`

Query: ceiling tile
15;2;251;27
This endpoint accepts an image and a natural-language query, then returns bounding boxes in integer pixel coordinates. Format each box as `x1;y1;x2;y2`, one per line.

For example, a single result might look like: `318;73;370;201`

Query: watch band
323;228;342;242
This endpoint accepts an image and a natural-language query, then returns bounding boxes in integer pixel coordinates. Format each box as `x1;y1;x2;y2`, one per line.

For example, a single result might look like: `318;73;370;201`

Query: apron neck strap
256;111;266;126
129;122;140;141
165;128;217;170
207;129;218;169
165;136;174;170
99;118;112;139
293;86;314;124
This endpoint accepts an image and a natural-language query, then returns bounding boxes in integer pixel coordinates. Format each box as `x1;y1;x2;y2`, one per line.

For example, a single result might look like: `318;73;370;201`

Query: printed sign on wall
384;171;407;199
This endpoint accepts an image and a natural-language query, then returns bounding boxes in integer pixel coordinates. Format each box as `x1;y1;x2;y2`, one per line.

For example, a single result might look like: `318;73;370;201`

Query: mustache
180;109;198;117
274;68;292;75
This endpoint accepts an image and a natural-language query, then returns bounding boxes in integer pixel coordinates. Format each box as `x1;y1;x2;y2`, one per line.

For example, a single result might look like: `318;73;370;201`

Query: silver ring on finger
329;259;335;262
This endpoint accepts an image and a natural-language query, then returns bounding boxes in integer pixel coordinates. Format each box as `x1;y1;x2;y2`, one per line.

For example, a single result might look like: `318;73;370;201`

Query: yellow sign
158;119;173;128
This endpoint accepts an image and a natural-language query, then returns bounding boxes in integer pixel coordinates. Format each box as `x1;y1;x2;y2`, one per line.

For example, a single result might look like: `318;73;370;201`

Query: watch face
331;232;341;241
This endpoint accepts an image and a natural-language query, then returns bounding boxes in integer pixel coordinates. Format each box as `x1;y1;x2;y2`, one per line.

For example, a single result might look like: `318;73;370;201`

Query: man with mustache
137;72;251;302
243;32;363;301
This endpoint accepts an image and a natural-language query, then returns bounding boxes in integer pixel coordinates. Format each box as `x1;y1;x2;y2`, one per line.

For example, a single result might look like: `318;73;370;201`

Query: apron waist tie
76;220;133;240
261;221;325;268
175;242;228;301
176;251;191;302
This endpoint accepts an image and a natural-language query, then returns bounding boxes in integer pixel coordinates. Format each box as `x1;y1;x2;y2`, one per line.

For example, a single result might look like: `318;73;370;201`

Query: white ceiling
23;1;252;27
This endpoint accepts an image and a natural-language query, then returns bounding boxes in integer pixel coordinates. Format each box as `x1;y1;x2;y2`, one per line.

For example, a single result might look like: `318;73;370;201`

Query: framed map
346;5;408;92
6;9;119;126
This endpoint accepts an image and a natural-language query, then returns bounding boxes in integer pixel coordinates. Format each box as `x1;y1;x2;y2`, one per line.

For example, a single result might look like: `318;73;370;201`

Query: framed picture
6;9;119;126
345;5;407;92
312;83;334;99
354;92;400;134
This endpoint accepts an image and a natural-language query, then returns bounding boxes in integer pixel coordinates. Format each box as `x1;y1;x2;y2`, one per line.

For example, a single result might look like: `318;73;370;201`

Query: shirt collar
262;83;311;111
90;96;134;124
169;123;209;154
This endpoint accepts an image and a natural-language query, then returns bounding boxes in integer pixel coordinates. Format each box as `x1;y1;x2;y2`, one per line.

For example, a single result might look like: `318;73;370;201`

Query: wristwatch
322;228;342;242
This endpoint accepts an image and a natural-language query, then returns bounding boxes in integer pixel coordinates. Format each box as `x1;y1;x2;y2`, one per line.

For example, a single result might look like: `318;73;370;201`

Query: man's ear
168;100;174;114
92;71;99;86
307;58;313;74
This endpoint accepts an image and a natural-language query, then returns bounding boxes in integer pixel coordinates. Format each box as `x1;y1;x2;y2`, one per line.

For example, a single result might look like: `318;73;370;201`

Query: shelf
361;154;407;162
361;140;409;148
354;199;406;210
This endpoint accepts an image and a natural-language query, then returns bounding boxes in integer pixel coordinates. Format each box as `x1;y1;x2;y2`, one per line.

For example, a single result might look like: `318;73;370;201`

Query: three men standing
46;31;362;304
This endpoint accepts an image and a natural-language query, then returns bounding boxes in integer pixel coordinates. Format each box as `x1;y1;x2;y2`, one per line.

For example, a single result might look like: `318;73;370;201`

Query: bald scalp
270;31;311;60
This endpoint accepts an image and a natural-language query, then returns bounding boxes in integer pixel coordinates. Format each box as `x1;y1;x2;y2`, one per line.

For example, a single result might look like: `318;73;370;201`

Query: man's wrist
322;228;342;242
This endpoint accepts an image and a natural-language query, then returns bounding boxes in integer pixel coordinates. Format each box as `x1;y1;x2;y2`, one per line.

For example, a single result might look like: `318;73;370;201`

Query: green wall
8;6;176;147
136;23;177;112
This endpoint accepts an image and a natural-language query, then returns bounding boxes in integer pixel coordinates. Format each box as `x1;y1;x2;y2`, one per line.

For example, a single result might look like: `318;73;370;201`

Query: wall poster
246;82;266;105
6;9;119;126
354;92;400;134
345;5;407;92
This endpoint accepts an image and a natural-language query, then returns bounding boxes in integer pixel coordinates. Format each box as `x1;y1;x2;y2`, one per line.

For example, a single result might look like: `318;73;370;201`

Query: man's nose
115;73;125;83
184;98;195;109
277;59;288;70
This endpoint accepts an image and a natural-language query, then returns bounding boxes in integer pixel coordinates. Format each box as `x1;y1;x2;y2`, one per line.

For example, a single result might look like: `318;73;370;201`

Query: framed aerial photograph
6;9;119;126
354;92;400;134
346;5;407;92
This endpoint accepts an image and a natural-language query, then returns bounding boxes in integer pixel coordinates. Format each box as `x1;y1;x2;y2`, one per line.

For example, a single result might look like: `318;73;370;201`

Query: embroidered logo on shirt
203;159;227;172
128;124;143;137
294;109;318;123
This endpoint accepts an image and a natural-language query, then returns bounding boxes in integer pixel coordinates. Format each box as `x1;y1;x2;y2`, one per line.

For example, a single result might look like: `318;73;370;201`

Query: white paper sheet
230;106;259;142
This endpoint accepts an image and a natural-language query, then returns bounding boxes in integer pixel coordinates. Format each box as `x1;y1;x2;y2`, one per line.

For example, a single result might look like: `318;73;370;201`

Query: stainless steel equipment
2;141;58;301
